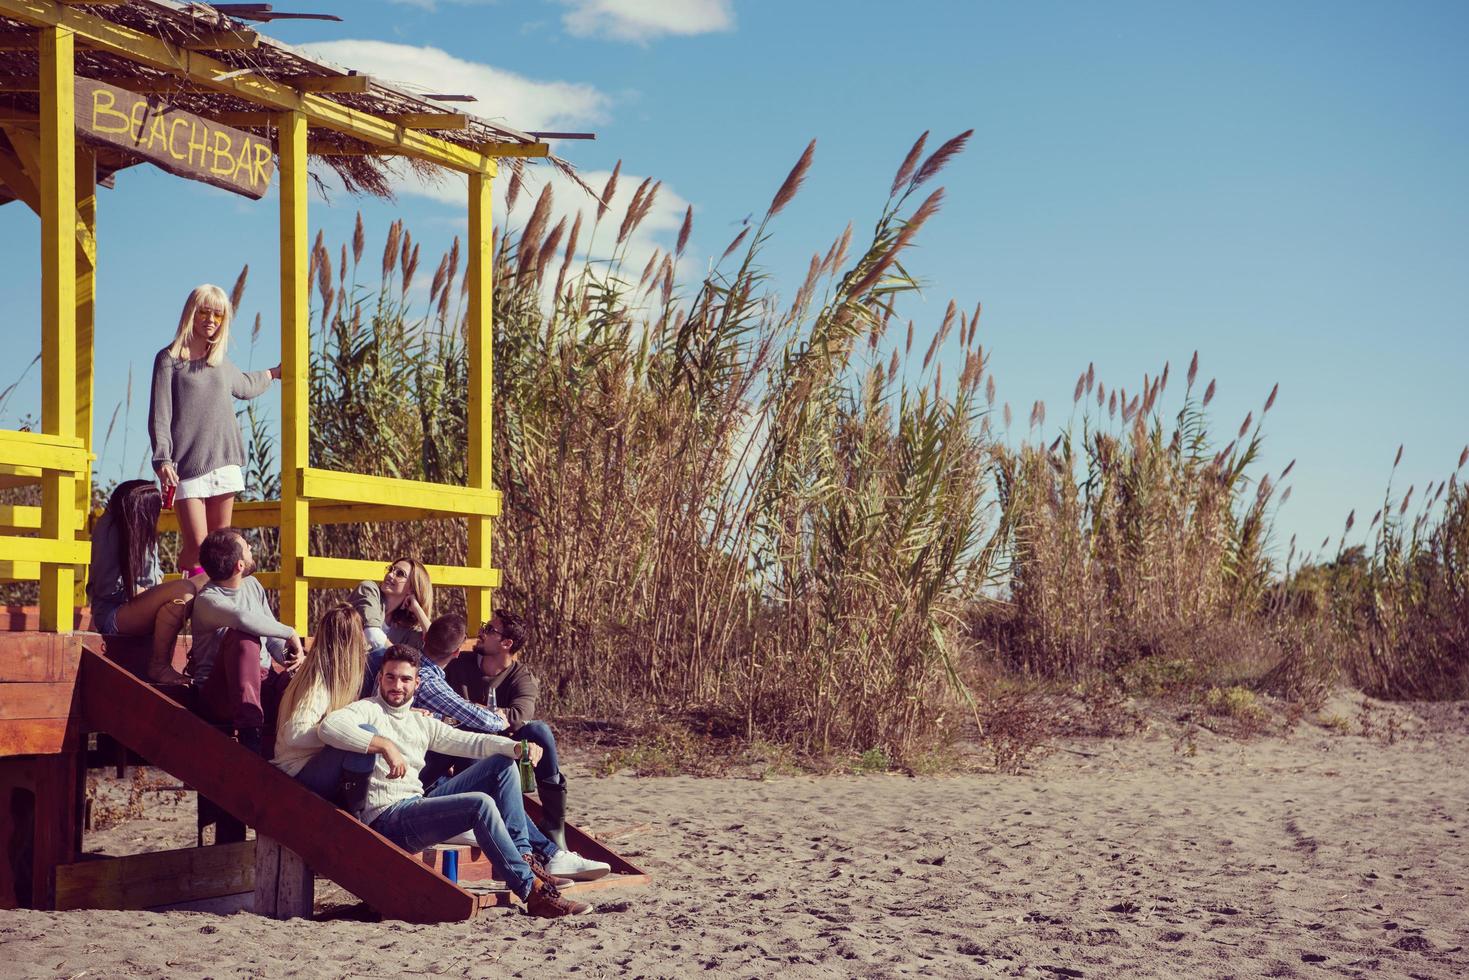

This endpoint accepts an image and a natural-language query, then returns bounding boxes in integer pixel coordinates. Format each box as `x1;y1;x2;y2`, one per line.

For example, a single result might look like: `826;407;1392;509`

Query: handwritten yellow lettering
129;100;148;143
252;142;272;189
187;122;209;169
89;89;132;136
143;113;168;154
210;131;234;175
230;137;255;184
168;118;190;161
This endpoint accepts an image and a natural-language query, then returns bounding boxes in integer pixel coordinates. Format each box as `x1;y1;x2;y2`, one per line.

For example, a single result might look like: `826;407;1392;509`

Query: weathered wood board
74;78;274;199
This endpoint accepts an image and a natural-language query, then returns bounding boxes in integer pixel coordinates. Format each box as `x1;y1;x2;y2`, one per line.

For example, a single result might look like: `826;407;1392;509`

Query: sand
4;697;1468;979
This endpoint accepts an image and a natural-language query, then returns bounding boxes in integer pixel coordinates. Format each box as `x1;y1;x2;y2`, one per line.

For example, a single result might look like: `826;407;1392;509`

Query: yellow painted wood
38;23;76;632
386;113;469;130
0;560;41;581
179;30;260;51
298;468;502;517
0;0;498;175
466;170;494;629
284;74;373;94
479;142;551;159
72;147;96;606
155;499;456;532
0;144;40;212
0;462;43;490
278;110;309;633
299;557;501;590
1;534;90;566
0;430;90;473
0;504;43;531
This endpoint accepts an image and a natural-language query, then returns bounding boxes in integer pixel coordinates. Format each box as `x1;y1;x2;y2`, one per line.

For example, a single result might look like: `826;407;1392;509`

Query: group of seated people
86;481;603;918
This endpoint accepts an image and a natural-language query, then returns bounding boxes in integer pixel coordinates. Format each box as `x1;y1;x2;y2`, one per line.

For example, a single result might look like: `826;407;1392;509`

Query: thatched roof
0;0;580;202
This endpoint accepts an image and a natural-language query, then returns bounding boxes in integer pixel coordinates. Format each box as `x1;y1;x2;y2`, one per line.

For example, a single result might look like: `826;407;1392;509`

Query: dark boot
236;726;265;757
537;777;569;851
337;771;370;815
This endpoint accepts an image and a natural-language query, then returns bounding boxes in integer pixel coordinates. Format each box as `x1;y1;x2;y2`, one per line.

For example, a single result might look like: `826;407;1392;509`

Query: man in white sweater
318;645;591;918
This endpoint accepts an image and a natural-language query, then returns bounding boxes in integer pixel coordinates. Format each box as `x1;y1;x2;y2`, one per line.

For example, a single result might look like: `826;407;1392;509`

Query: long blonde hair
387;557;434;627
276;604;367;738
165;284;232;367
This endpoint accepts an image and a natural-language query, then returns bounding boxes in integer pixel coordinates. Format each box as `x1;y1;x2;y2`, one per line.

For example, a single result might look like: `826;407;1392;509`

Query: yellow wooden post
278;110;310;632
466;168;495;630
73;147;97;606
38;24;76;632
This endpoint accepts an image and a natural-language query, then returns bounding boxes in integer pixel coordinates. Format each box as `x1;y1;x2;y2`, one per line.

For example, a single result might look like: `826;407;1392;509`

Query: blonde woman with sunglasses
148;284;280;574
351;558;434;653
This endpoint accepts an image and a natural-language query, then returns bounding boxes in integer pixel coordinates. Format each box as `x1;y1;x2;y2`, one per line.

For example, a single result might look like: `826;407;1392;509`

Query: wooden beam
0;535;91;566
0;503;43;532
278;110;309;633
0;631;81;682
39;22;77;632
298;467;502;517
0;681;76;720
283;73;372;93
0;145;40;213
76;648;479;922
386;112;469;130
0;430;91;474
155;498;456;532
466;169;493;628
72;146;96;608
481;141;550;159
179;29;260;51
54;841;256;912
0;0;496;174
0;28;38;48
298;556;500;590
0;718;69;754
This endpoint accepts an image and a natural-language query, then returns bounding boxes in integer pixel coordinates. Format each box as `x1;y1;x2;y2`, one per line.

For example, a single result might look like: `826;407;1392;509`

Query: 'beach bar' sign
74;79;275;199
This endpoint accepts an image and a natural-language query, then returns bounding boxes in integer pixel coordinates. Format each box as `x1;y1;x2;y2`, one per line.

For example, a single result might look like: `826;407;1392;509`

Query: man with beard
319;645;592;917
188;527;303;754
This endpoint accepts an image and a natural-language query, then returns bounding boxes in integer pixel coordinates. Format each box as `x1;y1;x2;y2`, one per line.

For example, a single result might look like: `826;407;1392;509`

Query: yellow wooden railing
2;17;502;633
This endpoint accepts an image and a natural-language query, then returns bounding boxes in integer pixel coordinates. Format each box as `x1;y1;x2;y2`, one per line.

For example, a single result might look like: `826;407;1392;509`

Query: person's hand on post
269;363;282;380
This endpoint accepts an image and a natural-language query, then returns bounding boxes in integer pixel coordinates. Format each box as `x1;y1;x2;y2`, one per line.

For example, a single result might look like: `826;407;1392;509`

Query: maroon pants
198;629;268;730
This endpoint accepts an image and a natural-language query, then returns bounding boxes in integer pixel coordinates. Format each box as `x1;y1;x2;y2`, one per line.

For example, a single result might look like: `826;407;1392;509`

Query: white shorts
175;464;245;501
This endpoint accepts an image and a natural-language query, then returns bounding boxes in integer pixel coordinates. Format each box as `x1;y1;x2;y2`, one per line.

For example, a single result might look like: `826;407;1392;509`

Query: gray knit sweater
148;348;273;480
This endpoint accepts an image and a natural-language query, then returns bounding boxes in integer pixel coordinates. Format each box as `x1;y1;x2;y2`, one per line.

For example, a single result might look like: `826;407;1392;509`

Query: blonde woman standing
273;604;372;800
149;284;280;574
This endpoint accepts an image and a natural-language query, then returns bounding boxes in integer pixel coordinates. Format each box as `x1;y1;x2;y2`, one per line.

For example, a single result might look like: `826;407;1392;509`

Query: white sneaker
443;831;479;848
544;849;611;882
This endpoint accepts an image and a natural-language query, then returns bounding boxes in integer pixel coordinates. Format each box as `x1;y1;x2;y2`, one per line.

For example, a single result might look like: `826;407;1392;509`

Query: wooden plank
284;73;372;94
0;606;87;631
0;0;497;176
54;841;255;911
0;504;43;532
178;29;260;51
75;646;478;922
0;718;69;755
252;834;279;918
0;535;91;565
299;556;501;590
73;78;274;199
0;632;80;682
278;109;309;634
466;169;493;628
154;498;453;532
299;467;502;517
0;682;75;720
0;429;90;473
37;22;77;634
481;142;551;159
387;113;469;130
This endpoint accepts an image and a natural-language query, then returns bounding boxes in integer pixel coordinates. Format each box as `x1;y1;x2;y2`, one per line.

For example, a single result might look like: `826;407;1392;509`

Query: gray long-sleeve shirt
85;508;162;607
148;347;272;480
187;576;294;682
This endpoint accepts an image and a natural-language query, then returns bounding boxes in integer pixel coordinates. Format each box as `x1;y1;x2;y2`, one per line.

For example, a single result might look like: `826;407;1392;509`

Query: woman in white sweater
272;604;369;797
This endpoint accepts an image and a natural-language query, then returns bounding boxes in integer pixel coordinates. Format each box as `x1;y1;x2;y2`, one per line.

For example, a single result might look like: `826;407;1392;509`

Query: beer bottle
519;739;537;794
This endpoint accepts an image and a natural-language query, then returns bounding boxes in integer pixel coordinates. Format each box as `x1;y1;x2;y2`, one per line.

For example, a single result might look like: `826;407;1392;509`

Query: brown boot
148;595;192;685
524;879;591;918
523;852;574;888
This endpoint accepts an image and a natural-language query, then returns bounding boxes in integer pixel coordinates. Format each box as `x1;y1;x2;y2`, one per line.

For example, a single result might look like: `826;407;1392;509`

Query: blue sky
1;0;1465;564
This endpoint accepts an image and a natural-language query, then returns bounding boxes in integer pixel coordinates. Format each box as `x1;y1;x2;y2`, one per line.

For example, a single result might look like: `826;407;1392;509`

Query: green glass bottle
518;739;537;794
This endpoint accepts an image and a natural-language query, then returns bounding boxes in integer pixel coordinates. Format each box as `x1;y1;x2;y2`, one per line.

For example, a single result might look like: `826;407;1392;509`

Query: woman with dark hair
86;479;206;683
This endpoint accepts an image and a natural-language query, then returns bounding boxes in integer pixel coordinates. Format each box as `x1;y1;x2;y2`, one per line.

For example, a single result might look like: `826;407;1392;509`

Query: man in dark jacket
445;611;576;850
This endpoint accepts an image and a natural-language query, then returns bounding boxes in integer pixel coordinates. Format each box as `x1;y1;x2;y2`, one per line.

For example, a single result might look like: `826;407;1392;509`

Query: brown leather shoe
523;852;574;888
524;879;591;918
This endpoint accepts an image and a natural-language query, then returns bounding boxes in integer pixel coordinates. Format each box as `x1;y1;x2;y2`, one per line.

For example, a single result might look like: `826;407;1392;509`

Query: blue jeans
292;724;378;803
370;755;540;898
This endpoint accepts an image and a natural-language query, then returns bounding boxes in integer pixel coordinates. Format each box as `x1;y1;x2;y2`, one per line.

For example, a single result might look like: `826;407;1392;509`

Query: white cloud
386;0;496;10
558;0;734;43
298;39;609;132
